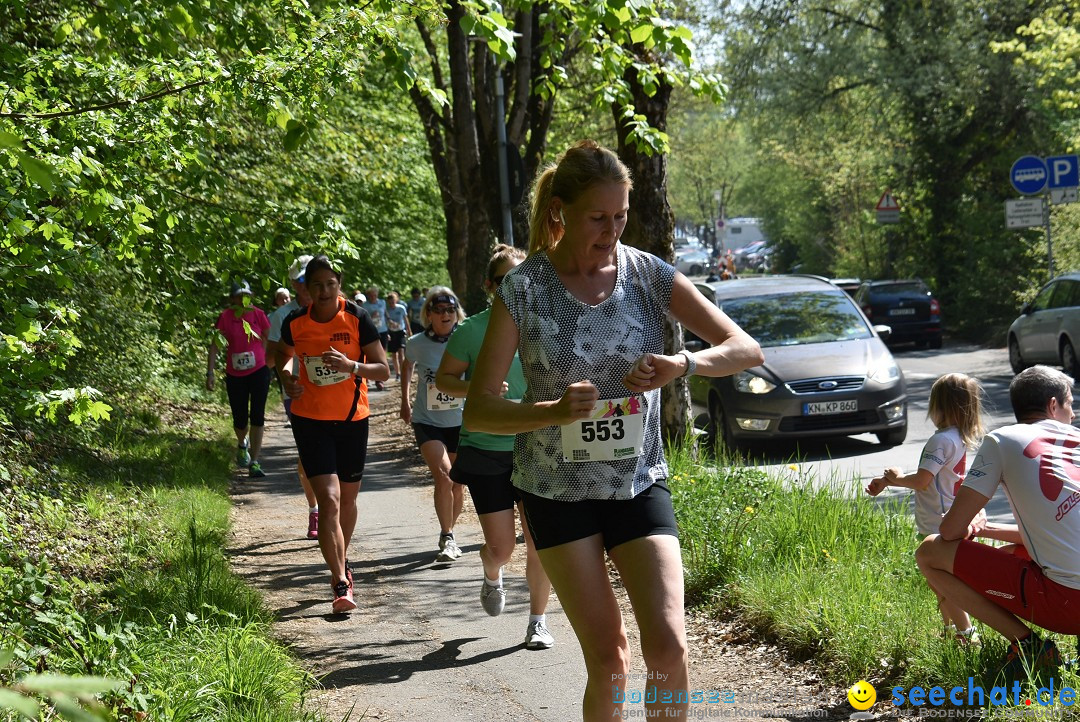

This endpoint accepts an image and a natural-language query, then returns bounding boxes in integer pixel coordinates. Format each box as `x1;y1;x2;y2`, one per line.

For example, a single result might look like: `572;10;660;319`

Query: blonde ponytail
528;167;561;255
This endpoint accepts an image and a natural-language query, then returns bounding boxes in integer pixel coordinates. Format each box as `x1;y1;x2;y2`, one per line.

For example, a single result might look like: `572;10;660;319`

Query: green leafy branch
0;79;215;121
0;648;122;722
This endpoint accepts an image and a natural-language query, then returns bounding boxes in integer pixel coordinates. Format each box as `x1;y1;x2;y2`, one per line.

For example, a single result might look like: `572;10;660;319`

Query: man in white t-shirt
916;365;1080;678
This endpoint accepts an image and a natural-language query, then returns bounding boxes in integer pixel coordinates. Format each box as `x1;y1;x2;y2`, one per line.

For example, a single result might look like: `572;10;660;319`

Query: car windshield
875;282;926;295
719;291;872;347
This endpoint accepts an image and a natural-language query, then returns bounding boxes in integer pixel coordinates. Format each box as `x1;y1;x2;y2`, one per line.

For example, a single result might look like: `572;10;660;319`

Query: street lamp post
713;189;724;255
495;75;513;246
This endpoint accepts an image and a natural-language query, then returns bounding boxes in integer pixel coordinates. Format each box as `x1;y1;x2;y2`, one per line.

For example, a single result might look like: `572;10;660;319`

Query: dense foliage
2;0;726;430
666;0;1080;340
1;0;446;429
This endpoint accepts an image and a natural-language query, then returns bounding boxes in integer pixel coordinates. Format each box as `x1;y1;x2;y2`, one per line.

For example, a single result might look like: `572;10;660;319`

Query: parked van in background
723;217;767;250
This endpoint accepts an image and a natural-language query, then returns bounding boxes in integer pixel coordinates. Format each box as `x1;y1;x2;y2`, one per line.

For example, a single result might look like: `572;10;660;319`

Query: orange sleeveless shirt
281;298;380;421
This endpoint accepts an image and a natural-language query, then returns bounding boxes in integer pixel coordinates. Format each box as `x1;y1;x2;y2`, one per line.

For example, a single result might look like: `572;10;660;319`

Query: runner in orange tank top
277;255;389;613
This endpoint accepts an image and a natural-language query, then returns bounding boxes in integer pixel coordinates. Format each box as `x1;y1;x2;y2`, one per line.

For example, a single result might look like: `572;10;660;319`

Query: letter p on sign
1047;154;1079;189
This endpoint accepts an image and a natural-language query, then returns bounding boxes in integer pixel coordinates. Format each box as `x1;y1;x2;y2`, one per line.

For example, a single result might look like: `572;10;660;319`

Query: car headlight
869;360;900;384
734;371;776;394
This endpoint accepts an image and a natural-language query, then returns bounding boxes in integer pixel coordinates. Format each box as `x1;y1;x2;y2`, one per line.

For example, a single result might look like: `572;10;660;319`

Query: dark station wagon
854;279;943;348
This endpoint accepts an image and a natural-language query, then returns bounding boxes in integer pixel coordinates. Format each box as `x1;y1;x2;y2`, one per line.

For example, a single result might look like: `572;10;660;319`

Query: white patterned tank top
498;243;676;501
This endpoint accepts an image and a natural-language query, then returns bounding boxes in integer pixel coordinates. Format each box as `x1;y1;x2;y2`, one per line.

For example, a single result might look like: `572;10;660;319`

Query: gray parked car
1007;271;1080;376
675;248;712;276
687;275;908;448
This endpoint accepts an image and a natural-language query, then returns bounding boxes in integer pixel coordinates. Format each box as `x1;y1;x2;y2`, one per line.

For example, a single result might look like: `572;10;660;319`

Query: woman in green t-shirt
435;244;555;651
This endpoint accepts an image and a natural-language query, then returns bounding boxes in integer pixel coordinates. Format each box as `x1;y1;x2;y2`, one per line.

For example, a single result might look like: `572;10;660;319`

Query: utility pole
495;75;513;246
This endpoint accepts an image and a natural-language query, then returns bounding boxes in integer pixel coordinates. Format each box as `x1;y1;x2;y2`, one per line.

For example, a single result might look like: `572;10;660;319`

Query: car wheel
877;426;907;446
1062;339;1079;379
690;264;702;276
914;339;928;349
928;335;942;350
1008;335;1028;374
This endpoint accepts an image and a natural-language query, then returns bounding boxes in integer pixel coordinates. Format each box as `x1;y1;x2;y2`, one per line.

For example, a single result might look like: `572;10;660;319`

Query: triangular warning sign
875;190;900;212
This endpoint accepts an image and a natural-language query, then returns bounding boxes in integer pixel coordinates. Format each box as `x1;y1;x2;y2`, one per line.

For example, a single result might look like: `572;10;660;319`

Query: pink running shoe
307;510;319;539
331;580;356;613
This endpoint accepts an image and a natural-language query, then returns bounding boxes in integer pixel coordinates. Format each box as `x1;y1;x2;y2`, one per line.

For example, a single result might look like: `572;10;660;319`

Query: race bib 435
427;382;462;411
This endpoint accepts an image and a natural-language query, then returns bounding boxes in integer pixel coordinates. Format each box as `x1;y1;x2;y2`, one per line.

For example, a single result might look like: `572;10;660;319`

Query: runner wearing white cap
268;255;320;538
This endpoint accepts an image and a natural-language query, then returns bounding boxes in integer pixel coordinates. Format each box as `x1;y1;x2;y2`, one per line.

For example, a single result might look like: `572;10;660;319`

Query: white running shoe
479;580;505;617
435;534;462;562
524;619;554;650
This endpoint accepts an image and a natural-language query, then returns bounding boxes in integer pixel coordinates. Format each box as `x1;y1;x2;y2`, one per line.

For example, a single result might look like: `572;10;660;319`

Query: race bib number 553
561;396;644;462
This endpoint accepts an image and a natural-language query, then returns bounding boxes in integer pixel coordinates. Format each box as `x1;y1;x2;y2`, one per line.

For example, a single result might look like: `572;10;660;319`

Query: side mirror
1021;302;1032;315
873;324;892;341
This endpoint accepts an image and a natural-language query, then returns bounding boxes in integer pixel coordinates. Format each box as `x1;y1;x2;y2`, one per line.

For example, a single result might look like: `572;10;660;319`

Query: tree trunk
612;59;688;443
411;3;560;310
444;2;496;314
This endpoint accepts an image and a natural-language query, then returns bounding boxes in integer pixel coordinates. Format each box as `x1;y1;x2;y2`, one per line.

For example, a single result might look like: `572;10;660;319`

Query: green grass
0;392;323;721
669;441;1080;712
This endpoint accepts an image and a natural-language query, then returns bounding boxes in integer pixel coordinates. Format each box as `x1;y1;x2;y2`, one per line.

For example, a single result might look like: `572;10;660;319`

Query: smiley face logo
847;680;876;711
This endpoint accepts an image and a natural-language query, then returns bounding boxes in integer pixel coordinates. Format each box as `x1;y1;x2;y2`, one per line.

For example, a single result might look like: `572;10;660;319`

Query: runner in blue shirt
406;287;425;331
362;286;389;391
385;291;411;381
401;287;466;562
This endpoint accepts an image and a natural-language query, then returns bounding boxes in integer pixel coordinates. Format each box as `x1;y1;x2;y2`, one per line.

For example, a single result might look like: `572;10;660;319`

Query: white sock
485;573;502;587
309;506;318;513
529;614;545;624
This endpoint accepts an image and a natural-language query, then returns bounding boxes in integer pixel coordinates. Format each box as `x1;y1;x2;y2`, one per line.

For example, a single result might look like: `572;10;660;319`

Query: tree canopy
1;0;447;425
406;0;723;311
707;0;1075;338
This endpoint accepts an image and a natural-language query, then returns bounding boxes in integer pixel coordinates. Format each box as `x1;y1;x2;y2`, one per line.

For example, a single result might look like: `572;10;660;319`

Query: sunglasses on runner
430;305;457;315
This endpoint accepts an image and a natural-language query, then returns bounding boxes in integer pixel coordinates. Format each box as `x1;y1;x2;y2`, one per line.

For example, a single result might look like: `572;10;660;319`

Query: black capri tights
224;365;272;430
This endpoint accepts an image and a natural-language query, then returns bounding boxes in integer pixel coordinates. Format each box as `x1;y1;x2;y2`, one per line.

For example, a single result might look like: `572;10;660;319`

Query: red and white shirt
964;419;1080;590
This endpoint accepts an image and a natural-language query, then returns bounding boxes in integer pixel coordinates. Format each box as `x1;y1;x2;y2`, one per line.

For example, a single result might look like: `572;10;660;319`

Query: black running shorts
519;480;678;551
449;445;518;515
412;422;460;454
289;415;369;483
387;330;407;353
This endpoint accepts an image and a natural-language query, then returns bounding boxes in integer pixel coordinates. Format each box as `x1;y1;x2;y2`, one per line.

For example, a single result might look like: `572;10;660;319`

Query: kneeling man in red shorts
916;365;1080;679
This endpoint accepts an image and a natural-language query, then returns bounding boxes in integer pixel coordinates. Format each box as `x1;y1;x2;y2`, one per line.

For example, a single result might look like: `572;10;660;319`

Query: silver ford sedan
687;275;908;449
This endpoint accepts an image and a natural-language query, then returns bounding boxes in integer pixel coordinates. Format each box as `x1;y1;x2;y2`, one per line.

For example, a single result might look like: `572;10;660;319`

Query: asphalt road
231;391;856;722
733;341;1021;523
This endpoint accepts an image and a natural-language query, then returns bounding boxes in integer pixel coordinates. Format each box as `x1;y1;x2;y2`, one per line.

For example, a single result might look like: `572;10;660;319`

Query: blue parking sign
1047;155;1079;189
1011;155;1048;195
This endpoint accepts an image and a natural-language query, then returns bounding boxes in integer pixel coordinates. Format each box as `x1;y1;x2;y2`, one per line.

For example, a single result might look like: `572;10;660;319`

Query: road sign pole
1045;190;1055;278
